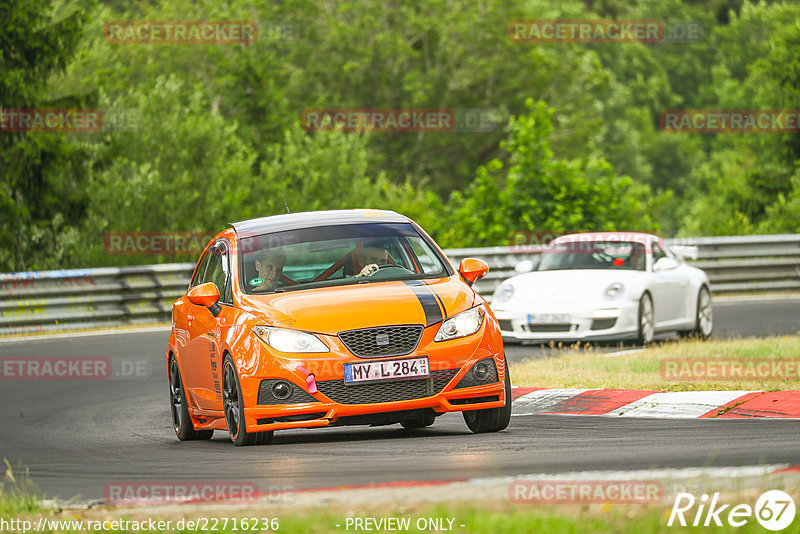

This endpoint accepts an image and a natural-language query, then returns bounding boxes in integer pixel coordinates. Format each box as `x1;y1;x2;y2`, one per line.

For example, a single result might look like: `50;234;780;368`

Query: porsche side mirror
653;257;680;272
187;282;222;316
459;258;489;286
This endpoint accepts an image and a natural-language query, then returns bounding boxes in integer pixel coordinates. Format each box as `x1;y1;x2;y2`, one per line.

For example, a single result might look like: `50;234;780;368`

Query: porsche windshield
239;223;451;293
538;240;647;272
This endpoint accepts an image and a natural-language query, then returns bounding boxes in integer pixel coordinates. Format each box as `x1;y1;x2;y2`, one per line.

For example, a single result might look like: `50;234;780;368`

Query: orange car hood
239;277;476;335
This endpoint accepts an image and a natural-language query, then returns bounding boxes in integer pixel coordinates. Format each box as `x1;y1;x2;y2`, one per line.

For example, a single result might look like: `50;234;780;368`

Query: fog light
272;381;293;400
473;361;491;381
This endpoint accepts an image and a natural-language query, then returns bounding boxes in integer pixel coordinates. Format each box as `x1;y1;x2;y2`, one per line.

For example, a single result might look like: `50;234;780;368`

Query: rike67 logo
668;490;796;531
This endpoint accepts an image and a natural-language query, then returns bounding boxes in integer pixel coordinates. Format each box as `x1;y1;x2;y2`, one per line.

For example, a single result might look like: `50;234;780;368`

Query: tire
222;355;274;446
400;413;437;429
682;285;713;340
462;362;512;433
169;356;213;441
636;292;655;345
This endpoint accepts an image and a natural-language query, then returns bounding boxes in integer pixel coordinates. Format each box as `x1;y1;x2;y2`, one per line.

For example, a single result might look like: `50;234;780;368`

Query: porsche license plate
528;313;571;324
343;357;429;384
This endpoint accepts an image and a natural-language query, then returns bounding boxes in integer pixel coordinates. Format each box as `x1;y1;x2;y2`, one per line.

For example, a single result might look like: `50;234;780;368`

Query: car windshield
239;222;451;293
538;240;647;272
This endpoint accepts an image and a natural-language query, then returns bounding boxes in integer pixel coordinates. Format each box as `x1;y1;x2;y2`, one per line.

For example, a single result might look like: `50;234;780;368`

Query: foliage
440;100;656;247
3;0;800;270
0;0;94;271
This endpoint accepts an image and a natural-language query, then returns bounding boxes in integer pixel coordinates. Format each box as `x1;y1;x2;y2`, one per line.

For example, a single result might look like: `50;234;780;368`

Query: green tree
0;0;93;271
441;100;656;248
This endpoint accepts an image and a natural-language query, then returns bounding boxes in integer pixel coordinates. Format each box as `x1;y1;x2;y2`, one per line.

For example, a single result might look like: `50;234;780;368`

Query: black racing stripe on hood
403;280;444;327
422;280;447;320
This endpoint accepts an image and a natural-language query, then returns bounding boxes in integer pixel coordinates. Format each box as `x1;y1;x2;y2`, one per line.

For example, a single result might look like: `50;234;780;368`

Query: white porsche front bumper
492;299;641;343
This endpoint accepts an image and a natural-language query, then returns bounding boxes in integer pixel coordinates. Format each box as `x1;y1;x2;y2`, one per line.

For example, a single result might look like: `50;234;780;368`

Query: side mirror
514;259;534;273
187;282;221;316
459;258;489;286
653;257;680;272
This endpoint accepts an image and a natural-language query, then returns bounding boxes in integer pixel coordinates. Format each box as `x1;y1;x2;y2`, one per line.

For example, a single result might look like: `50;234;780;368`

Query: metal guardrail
1;234;799;335
0;264;194;335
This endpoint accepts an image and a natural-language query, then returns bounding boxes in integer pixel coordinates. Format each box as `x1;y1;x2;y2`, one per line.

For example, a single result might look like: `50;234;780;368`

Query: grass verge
1;498;791;533
3;458;797;533
509;336;800;391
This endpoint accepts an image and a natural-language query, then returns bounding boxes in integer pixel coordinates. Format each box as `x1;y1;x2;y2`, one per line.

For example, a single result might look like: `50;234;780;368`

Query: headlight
494;283;515;303
603;282;625;299
253;326;329;353
434;305;486;342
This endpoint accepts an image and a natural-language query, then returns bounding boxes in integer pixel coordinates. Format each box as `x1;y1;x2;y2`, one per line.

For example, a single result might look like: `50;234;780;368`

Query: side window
407;236;442;274
652;242;667;266
202;241;232;305
190;248;212;289
219;243;233;304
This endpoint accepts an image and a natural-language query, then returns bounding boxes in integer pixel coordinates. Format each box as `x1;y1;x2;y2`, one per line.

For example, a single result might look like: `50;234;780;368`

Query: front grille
527;324;573;333
454;358;499;389
590;318;617;330
257;412;327;425
498;319;513;331
317;368;459;405
332;408;436;427
450;395;500;405
338;325;424;358
257;379;319;405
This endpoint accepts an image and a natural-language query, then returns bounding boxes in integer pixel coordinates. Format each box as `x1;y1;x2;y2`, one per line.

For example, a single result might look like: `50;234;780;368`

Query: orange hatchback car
167;209;511;445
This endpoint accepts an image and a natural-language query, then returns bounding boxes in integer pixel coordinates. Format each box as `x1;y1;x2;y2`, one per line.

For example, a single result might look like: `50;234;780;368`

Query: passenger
628;249;646;270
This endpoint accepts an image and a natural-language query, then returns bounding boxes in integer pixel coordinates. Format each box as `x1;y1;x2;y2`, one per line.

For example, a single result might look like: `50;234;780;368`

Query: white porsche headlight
494;283;515;303
254;326;329;353
603;282;625;299
434;305;486;342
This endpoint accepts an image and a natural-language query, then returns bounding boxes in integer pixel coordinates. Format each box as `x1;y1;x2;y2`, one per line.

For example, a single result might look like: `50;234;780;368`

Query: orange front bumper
217;312;507;433
242;378;507;432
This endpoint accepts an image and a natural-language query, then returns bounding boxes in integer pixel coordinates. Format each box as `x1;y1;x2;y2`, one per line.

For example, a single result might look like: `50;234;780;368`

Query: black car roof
229;209;410;236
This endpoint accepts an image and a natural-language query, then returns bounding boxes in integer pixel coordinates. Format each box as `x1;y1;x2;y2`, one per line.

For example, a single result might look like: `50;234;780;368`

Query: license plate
528;313;571;324
343;357;429;385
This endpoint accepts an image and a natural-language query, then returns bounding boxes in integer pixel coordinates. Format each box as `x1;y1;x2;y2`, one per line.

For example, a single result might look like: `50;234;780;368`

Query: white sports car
491;232;713;344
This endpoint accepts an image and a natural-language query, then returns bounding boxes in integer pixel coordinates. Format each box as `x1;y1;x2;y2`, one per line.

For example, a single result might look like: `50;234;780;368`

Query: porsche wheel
681;285;713;340
463;364;511;433
636;292;655;345
222;356;273;446
169;357;213;441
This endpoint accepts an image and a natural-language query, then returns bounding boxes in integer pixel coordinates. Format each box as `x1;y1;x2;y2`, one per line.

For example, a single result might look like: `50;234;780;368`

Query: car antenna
281;188;290;213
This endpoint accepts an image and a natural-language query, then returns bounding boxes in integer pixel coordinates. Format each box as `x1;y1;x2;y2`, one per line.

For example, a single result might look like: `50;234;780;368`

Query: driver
253;247;285;291
353;246;391;278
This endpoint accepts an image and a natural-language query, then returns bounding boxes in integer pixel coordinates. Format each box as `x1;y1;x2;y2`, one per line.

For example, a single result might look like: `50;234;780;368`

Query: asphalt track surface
0;296;798;502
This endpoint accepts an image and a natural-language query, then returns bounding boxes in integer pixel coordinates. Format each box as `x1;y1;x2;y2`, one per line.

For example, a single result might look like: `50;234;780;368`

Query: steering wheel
361;263;406;278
